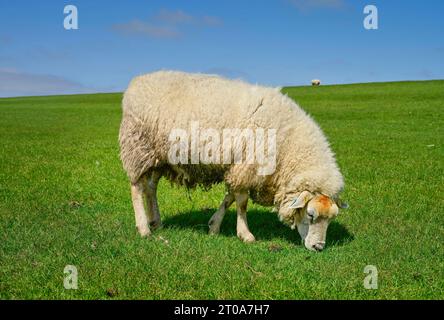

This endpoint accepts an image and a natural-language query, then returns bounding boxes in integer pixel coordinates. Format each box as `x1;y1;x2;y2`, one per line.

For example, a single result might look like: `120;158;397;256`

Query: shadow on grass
163;208;354;247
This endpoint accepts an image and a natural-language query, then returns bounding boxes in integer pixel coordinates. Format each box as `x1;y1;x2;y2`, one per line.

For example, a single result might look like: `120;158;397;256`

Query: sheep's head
279;191;348;252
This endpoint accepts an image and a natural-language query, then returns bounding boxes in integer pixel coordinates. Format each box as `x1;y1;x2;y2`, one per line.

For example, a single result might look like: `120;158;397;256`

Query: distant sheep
119;71;347;251
311;79;321;86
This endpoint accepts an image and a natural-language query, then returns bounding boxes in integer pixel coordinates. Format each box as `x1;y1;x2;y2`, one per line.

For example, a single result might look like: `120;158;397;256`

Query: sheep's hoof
238;232;256;243
149;220;162;231
208;226;220;235
208;218;221;235
137;226;151;237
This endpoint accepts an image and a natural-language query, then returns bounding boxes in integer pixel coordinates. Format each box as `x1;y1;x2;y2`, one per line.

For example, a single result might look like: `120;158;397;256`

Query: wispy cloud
112;20;180;38
289;0;346;12
112;9;223;39
0;69;99;97
156;9;195;25
201;15;223;27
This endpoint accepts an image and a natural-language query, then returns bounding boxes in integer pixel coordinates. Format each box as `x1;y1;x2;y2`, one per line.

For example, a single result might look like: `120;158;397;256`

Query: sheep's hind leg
235;192;255;243
144;170;162;230
131;177;151;237
208;192;235;235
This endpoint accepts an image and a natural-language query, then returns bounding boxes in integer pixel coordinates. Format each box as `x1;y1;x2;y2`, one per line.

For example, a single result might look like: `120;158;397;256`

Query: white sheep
311;79;321;86
119;71;347;251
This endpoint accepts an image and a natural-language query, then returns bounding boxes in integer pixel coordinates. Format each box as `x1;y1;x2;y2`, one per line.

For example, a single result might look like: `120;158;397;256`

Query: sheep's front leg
235;192;255;243
144;170;162;230
208;192;235;235
131;179;151;237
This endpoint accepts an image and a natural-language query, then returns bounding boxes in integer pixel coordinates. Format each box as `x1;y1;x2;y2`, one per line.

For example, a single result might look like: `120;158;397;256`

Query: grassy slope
0;81;443;299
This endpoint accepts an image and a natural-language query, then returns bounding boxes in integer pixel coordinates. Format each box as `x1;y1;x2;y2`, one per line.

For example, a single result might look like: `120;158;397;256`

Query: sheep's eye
307;209;316;223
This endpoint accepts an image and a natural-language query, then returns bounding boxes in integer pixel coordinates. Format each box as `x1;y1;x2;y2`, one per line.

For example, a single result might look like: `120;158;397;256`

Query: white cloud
0;70;98;97
112;20;179;38
112;9;223;39
156;9;195;25
202;15;223;27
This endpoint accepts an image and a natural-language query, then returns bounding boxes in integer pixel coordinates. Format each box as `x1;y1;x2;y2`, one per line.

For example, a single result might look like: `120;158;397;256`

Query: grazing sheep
119;71;347;251
311;79;321;86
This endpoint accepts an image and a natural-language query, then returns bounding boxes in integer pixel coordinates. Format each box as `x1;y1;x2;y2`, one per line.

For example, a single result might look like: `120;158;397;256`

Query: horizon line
1;78;443;99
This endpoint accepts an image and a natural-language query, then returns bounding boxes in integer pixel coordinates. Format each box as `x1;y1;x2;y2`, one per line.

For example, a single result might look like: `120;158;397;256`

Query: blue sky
0;0;443;97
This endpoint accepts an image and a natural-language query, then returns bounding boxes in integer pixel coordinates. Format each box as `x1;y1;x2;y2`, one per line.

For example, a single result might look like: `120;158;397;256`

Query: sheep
311;79;321;86
119;71;347;251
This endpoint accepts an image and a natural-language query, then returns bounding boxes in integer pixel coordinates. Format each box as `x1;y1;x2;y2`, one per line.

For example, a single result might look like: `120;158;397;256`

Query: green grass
0;80;443;299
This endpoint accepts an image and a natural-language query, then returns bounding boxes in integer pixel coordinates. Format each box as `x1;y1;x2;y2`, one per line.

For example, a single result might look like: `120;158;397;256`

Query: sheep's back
119;71;343;197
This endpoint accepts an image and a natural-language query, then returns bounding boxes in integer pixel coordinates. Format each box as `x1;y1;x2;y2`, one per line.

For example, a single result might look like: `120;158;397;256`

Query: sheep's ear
289;191;314;209
336;198;349;210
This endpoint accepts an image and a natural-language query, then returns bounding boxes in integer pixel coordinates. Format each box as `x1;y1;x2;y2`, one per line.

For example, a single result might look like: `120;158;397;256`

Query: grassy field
0;80;443;299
